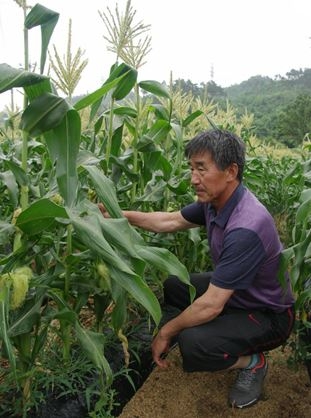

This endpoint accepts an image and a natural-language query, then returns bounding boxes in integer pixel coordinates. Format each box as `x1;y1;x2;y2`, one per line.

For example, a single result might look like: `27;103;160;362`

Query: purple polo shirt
181;184;294;312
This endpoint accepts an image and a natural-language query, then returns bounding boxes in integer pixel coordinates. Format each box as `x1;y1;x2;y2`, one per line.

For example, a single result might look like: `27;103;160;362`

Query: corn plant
277;155;311;381
1;2;310;416
244;153;304;245
0;3;193;415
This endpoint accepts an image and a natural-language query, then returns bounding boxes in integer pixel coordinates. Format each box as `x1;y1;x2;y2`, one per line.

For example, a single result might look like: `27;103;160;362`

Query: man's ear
226;163;239;181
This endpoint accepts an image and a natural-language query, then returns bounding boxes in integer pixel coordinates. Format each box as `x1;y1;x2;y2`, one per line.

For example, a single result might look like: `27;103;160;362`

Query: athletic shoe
228;353;268;408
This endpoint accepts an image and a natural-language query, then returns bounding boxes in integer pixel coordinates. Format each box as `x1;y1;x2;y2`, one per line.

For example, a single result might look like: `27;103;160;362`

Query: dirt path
118;346;311;418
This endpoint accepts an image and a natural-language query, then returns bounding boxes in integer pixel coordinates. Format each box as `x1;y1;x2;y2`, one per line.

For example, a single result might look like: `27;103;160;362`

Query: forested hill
174;68;311;147
225;68;311;144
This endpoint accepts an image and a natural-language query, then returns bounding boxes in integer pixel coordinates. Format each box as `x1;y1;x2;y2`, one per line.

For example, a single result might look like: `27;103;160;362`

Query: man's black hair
185;129;246;181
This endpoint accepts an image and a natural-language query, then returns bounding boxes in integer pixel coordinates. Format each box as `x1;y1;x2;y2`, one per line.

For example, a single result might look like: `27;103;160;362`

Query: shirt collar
207;183;245;228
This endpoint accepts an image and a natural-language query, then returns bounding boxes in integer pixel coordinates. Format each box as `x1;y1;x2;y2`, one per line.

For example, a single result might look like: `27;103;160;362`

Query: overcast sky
1;0;311;107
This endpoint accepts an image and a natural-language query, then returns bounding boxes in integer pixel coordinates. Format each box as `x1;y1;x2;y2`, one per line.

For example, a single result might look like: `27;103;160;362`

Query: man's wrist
158;327;172;340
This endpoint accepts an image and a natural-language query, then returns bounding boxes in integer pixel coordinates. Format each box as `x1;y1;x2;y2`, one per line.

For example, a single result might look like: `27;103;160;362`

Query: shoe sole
230;396;260;409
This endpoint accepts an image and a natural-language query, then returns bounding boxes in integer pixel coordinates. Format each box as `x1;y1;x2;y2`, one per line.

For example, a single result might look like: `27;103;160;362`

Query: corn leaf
16;198;68;235
75;323;113;384
43;109;81;207
70;213;134;275
5;160;28;187
136;245;195;302
106;63;137;101
70;212;161;324
139;120;171;145
0;286;16;372
8;297;43;337
25;3;59;74
296;196;311;224
84;165;123;218
20;92;72;136
0;221;15;246
0;63;51;99
138;80;171;99
109;265;161;325
182;110;204;127
73;76;125;111
0;171;19;207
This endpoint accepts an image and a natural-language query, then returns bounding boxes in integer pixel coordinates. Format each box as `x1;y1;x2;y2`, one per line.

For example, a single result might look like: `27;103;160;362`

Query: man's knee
178;327;237;372
178;327;216;371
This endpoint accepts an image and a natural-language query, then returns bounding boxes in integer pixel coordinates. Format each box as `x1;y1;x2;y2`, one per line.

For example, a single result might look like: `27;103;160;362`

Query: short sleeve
181;202;206;225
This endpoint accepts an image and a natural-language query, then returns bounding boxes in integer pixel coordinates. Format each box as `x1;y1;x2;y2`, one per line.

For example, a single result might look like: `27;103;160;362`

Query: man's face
189;152;233;208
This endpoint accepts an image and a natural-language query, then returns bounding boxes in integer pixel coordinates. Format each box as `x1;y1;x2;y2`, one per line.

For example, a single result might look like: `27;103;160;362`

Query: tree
277;93;311;147
285;68;304;80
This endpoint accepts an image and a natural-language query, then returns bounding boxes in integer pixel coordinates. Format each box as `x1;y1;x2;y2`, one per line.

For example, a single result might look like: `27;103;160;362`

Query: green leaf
0;286;16;372
296;197;311;224
112;68;137;100
295;287;311;307
106;63;137;101
99;220;145;262
136;245;195;302
16;198;68;235
75;323;113;384
137;179;167;202
5;160;28;187
112;106;137;118
53;309;77;324
20;92;72;136
148;104;170;121
168;177;189;194
110;125;124;157
290;232;311;289
0;170;19;207
73;76;125;111
0;63;51;98
140;120;171;144
139;80;171;99
182;110;204;127
109;265;161;325
111;288;128;331
8;297;43;337
277;248;294;286
70;213;134;275
83;165;123;218
44;109;81;207
0;221;15;246
25;3;59;74
77;150;101;167
70;212;161;324
82;203;145;255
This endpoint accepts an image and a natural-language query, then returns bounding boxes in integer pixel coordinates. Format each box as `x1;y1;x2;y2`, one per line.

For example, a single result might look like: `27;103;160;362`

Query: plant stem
105;97;116;174
65;224;73;298
130;83;141;204
21;1;29;210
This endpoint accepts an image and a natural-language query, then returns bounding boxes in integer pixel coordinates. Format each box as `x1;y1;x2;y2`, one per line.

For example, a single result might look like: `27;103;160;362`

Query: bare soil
118;345;311;418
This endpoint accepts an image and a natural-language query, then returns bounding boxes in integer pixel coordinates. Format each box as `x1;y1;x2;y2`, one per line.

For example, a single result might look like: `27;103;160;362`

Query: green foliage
1;1;311;416
24;3;60;74
277;94;311;147
244;153;304;244
278;178;311;369
0;336;120;417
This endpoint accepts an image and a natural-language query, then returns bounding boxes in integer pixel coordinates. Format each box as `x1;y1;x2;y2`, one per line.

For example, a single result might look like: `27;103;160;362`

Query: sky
1;0;311;108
